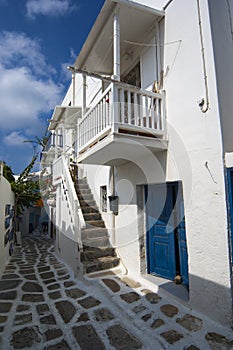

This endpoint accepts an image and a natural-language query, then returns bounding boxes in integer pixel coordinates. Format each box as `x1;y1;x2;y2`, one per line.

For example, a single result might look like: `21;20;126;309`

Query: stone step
81;247;116;261
76;188;92;195
81;227;108;239
83;256;120;274
76;178;88;184
79;199;96;207
86;220;105;228
81;206;99;214
77;193;94;201
83;213;102;221
81;236;110;248
76;183;89;190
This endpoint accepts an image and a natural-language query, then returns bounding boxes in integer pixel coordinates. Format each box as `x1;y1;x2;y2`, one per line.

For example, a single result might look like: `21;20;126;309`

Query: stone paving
0;237;232;349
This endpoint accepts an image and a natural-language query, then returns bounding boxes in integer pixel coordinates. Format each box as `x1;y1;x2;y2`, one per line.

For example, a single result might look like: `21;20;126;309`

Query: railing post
127;90;131;125
112;83;119;133
162;90;167;135
145;96;149;128
120;88;124;123
151;96;156;129
139;94;143;127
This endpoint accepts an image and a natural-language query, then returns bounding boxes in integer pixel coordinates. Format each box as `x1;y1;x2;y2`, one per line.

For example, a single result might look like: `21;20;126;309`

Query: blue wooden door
145;184;176;280
145;182;189;286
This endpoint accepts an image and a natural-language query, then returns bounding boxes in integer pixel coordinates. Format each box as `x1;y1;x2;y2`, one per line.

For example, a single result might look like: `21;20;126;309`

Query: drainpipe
197;0;210;113
112;9;120;81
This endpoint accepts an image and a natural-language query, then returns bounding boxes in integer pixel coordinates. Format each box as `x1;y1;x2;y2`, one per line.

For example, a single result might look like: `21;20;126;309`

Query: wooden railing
78;81;165;152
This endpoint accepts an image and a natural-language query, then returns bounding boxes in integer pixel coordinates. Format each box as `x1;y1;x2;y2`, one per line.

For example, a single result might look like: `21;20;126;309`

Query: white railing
78;81;165;152
53;155;85;250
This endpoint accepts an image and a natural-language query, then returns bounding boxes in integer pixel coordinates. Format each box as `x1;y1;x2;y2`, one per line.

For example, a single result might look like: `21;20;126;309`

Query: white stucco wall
162;0;231;325
0;175;15;276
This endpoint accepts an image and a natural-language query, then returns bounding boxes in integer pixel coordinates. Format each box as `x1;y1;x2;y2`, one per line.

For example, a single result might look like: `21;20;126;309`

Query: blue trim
226;168;233;261
144;185;151;274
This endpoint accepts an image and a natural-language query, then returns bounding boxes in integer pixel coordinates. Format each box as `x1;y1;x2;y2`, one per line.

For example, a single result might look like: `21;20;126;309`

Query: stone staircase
75;178;120;274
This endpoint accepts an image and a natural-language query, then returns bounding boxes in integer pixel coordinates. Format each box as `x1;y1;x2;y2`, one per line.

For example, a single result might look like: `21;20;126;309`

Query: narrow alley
0;235;232;350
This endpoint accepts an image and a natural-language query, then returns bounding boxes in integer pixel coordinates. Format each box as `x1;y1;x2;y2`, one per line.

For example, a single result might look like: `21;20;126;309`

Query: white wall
0;175;15;276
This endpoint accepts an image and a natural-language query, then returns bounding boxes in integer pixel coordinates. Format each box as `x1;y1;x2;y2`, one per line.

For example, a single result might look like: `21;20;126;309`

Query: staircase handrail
53;155;85;250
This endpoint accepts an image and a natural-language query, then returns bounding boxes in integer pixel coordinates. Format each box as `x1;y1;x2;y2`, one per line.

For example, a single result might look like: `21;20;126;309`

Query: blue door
145;182;189;286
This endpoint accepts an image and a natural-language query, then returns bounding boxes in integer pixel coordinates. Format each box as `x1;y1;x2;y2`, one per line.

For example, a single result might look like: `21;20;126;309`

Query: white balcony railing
78;81;165;153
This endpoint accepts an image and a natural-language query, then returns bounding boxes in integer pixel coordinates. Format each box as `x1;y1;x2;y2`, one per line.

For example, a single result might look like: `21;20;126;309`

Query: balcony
77;81;167;165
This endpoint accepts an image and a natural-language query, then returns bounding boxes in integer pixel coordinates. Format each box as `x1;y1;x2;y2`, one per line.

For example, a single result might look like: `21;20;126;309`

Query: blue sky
0;0;104;174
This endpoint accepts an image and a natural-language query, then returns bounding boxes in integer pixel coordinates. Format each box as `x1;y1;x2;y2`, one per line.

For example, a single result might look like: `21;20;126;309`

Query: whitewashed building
42;0;233;327
0;162;15;275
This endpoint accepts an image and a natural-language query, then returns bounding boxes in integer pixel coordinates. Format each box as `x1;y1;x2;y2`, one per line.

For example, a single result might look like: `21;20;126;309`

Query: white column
62;126;65;154
112;10;120;81
156;22;161;84
82;74;87;116
72;71;75;106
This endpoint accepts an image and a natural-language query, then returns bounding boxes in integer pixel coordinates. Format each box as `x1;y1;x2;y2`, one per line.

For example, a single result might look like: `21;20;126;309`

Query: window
100;186;107;213
122;62;141;88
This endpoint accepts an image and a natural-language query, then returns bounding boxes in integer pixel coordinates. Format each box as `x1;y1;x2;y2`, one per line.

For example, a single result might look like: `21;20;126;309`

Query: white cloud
0;65;62;131
3;131;27;146
26;0;76;19
0;31;55;77
0;31;64;132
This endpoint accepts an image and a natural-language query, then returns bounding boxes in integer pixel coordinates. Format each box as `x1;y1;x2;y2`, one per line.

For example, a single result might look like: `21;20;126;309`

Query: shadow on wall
187;273;233;327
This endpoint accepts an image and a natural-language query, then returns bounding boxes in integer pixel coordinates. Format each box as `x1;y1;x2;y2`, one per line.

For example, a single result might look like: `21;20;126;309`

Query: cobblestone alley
0;236;232;349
